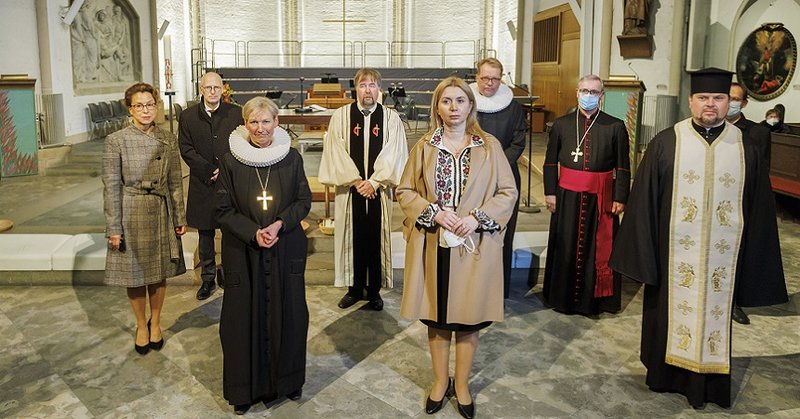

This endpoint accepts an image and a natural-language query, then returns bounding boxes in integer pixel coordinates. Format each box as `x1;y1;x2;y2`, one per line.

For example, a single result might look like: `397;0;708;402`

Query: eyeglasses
202;86;222;93
578;89;603;96
478;77;502;84
131;102;157;111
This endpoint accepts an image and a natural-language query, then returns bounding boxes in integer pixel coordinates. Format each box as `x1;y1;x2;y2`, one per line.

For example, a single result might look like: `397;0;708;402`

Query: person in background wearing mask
727;82;786;326
761;108;789;133
542;74;631;316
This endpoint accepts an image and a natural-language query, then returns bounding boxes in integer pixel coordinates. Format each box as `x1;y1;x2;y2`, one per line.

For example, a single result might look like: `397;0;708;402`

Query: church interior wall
156;0;193;107
1;0;154;145
0;0;43;88
718;0;800;122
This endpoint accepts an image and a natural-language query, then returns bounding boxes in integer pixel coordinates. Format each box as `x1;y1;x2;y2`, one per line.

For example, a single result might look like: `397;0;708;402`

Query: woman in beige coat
103;82;187;355
397;77;517;418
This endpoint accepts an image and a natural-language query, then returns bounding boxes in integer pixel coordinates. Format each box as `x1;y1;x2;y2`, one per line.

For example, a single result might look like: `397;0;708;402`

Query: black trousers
349;189;383;299
502;186;520;298
198;229;217;284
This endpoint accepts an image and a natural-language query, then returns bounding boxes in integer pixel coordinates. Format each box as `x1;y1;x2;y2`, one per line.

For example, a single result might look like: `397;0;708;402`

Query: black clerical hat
690;67;734;94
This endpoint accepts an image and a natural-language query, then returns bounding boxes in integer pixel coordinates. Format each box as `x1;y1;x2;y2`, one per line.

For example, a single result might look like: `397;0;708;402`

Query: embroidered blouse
416;127;501;231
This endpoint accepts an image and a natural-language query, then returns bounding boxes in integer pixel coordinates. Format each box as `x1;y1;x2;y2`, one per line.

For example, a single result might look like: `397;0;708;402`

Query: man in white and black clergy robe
319;68;408;311
609;68;788;409
470;58;527;298
542;74;630;316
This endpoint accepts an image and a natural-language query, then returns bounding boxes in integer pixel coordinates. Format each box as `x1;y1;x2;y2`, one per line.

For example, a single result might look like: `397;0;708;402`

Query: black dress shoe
196;281;216;300
368;297;384;311
233;404;251;415
338;294;360;309
732;306;750;325
287;388;302;401
455;388;475;419
425;377;454;414
134;327;150;355
147;319;164;350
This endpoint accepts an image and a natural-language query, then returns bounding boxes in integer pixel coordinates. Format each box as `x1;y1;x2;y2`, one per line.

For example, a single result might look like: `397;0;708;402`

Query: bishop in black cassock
215;117;311;411
610;68;787;408
543;75;631;315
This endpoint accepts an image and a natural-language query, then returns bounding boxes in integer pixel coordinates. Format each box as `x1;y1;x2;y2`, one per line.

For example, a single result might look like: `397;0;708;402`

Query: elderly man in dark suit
179;72;243;300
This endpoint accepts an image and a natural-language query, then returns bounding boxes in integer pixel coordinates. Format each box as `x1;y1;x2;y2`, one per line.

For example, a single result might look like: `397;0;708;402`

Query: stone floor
0;127;798;417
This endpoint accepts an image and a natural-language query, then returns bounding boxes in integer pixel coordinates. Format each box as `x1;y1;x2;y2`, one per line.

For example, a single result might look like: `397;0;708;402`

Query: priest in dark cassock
542;74;631;315
469;57;528;298
609;68;788;409
215;97;311;415
319;67;408;311
725;81;786;325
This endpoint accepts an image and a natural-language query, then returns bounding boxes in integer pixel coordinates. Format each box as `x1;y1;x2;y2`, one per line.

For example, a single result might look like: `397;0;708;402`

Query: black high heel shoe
134;326;150;355
425;377;454;414
455;386;475;419
148;319;164;351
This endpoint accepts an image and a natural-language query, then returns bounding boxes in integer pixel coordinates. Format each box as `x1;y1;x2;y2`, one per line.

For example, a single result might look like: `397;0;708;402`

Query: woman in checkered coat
103;82;187;355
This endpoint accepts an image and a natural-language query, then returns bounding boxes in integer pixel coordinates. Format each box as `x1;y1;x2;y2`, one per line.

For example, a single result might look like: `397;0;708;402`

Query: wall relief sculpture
736;23;797;101
70;0;141;95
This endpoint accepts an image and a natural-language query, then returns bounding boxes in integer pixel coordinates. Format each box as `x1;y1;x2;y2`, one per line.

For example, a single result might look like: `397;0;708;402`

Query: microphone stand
295;77;313;113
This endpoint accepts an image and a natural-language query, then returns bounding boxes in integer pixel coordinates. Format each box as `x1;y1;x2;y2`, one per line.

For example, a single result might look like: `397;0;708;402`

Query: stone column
391;0;406;67
282;0;300;67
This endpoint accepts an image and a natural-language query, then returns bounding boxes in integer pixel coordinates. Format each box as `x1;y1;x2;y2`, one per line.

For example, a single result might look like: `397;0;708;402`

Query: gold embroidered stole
666;119;745;374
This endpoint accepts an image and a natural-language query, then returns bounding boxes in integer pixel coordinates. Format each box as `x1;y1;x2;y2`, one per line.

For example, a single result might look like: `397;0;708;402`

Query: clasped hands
354;180;376;199
434;208;479;237
256;220;283;248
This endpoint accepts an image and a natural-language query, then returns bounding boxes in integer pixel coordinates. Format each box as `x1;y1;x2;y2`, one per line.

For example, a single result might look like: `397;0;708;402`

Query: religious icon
736;23;797;101
678;262;695;288
676;325;692;351
681;196;698;223
716;200;733;227
707;331;722;355
711;266;726;292
353;123;361;137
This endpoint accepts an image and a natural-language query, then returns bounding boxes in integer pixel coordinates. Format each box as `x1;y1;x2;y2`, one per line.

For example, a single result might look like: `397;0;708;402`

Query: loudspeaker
506;20;517;41
62;0;86;25
158;20;170;40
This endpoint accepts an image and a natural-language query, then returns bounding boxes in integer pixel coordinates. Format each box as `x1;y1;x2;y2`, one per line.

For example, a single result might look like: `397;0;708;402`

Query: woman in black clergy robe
215;97;311;415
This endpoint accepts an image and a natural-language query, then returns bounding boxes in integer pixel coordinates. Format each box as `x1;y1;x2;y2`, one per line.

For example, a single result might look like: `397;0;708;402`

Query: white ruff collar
470;82;513;113
229;125;291;167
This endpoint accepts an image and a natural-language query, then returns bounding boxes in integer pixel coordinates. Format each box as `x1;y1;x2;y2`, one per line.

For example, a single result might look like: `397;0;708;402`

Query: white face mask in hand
441;229;476;253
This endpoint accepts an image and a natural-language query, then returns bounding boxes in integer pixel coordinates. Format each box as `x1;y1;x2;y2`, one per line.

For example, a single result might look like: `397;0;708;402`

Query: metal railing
199;37;483;70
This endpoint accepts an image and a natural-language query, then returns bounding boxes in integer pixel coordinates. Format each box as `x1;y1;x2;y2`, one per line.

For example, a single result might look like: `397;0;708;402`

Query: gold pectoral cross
571;146;584;162
257;190;273;211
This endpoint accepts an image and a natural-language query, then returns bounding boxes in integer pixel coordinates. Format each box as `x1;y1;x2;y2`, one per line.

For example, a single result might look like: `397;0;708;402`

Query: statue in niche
623;0;652;36
69;0;139;94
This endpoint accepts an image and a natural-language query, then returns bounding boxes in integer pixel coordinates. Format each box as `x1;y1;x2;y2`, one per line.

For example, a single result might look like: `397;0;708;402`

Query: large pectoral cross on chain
571;146;584;163
257;190;273;211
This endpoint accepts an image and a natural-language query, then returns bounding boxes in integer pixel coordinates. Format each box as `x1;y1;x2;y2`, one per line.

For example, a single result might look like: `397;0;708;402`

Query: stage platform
215;66;474;109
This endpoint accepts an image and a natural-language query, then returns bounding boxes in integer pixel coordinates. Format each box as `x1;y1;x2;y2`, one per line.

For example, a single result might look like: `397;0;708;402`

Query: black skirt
421;246;492;332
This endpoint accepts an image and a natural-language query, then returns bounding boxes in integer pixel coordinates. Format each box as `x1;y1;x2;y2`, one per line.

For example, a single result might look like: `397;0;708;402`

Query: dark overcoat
178;101;243;229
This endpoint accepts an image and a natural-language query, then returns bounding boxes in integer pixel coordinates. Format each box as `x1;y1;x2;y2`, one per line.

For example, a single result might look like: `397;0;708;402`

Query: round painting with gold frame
735;23;797;101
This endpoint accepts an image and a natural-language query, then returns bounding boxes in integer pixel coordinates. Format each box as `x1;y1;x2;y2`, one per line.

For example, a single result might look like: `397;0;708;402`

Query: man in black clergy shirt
469;58;528;298
725;81;786;325
610;68;787;409
179;72;243;300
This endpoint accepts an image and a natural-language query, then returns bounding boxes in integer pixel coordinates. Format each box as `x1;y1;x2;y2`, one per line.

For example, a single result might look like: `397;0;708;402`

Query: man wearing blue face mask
726;81;786;325
542;74;631;315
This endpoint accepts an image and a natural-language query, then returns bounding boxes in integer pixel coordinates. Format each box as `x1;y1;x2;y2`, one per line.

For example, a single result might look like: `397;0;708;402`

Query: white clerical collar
229;125;291;167
469;82;513;113
357;102;378;115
